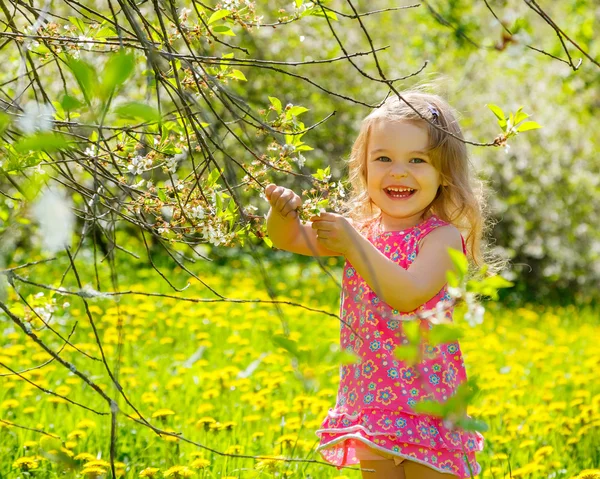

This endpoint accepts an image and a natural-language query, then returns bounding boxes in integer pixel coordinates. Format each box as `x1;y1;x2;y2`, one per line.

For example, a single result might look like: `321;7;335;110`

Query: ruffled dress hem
316;434;480;477
316;407;483;478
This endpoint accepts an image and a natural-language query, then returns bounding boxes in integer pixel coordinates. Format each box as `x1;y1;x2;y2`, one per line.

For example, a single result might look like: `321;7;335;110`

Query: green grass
1;255;599;479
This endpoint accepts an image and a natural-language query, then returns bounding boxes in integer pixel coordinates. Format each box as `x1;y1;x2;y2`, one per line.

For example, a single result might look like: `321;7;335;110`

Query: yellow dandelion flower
77;419;97;429
577;470;600;479
519;439;536;448
152;408;175;419
141;392;159;405
224;445;243;455
163;465;196;478
23;440;38;449
55;385;71;396
252;431;265;441
160;428;181;442
209;422;222;432
221;421;237;430
196;404;214;415
139;467;161;477
202;389;219;400
68;429;88;440
47;396;69;405
190;458;210;469
23;407;36;414
75;452;96;461
85;459;111;468
1;399;19;409
13;456;39;470
534;445;554;459
275;434;298;448
243;414;261;422
196;417;217;430
81;466;107;478
255;455;285;472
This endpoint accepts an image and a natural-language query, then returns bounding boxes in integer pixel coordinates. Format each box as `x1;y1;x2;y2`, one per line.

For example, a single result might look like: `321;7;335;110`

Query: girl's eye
376;156;391;162
410;158;426;164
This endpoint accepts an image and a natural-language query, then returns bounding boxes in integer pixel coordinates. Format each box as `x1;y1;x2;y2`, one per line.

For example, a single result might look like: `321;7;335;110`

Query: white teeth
386;187;414;193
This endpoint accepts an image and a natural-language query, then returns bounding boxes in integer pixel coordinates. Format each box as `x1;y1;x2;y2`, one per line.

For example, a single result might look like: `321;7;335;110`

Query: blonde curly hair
340;86;507;277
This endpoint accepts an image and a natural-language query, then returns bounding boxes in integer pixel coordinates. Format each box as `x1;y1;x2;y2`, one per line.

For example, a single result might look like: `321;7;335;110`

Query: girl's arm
265;184;342;257
344;225;463;312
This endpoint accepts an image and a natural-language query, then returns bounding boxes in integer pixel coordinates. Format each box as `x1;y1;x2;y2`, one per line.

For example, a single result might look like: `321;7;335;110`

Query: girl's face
366;119;442;231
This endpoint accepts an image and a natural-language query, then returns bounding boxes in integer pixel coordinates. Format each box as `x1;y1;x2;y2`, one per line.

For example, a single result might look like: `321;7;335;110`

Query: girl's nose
391;170;408;179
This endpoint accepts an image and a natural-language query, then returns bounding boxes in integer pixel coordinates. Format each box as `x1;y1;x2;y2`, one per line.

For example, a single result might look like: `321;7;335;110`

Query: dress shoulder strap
416;215;468;255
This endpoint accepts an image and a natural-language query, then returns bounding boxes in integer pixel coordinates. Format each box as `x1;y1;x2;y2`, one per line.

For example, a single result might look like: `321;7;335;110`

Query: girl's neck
378;211;431;232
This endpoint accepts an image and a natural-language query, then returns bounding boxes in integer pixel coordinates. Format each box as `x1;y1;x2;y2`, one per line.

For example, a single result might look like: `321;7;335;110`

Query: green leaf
206;168;221;188
271;334;302;359
68;16;86;34
411;399;446;417
286;106;309;119
295;0;303;7
446;270;459;288
157;188;167;202
428;323;463;347
309;8;338;20
14;133;72;153
403;320;421;344
514;107;529;125
516;121;542;132
212;25;235;36
66;57;98;105
0;112;11;134
269;96;282;114
226;69;247;81
393;344;419;365
487;103;507;130
454;415;489;433
100;49;135;100
448;247;468;279
208;9;231;25
60;94;83;112
114;102;161;124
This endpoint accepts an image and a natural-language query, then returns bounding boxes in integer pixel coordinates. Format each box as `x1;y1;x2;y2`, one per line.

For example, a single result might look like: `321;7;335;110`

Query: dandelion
254;455;285;473
1;399;19;409
67;429;87;440
152;408;175;420
77;419;97;429
12;456;39;471
190;458;210;469
221;421;237;431
196;417;216;431
139;467;161;478
224;444;243;454
81;466;107;478
163;465;196;478
75;452;96;461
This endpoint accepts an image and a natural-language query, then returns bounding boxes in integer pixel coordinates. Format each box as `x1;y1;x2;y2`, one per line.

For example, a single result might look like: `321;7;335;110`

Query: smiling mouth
384;187;417;199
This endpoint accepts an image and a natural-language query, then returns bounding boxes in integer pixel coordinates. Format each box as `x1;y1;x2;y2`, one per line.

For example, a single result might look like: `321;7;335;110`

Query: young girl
264;89;492;478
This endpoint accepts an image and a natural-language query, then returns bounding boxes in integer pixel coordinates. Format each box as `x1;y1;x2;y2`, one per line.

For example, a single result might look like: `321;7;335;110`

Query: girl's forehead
368;119;429;152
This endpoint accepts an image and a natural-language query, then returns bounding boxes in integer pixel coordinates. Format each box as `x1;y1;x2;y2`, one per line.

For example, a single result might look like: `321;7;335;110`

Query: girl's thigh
353;440;455;479
402;460;456;479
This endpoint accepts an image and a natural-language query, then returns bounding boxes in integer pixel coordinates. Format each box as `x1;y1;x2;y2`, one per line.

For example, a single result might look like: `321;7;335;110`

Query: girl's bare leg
359;460;406;479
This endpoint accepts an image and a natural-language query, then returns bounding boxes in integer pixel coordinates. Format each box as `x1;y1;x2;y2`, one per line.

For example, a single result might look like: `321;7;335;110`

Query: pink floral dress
316;214;484;478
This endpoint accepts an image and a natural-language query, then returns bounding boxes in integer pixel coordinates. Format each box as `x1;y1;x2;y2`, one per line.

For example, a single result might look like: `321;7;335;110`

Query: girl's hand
265;184;302;220
310;212;358;256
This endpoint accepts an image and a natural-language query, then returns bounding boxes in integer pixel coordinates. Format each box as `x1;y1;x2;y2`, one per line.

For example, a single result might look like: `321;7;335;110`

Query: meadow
1;256;599;479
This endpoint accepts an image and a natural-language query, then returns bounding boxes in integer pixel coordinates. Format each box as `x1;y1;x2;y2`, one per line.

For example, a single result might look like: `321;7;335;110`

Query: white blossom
32;187;74;254
17;102;54;134
127;155;153;175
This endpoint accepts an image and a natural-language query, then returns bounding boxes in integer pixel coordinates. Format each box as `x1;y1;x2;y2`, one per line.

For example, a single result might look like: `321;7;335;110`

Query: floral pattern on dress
316;214;484;478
